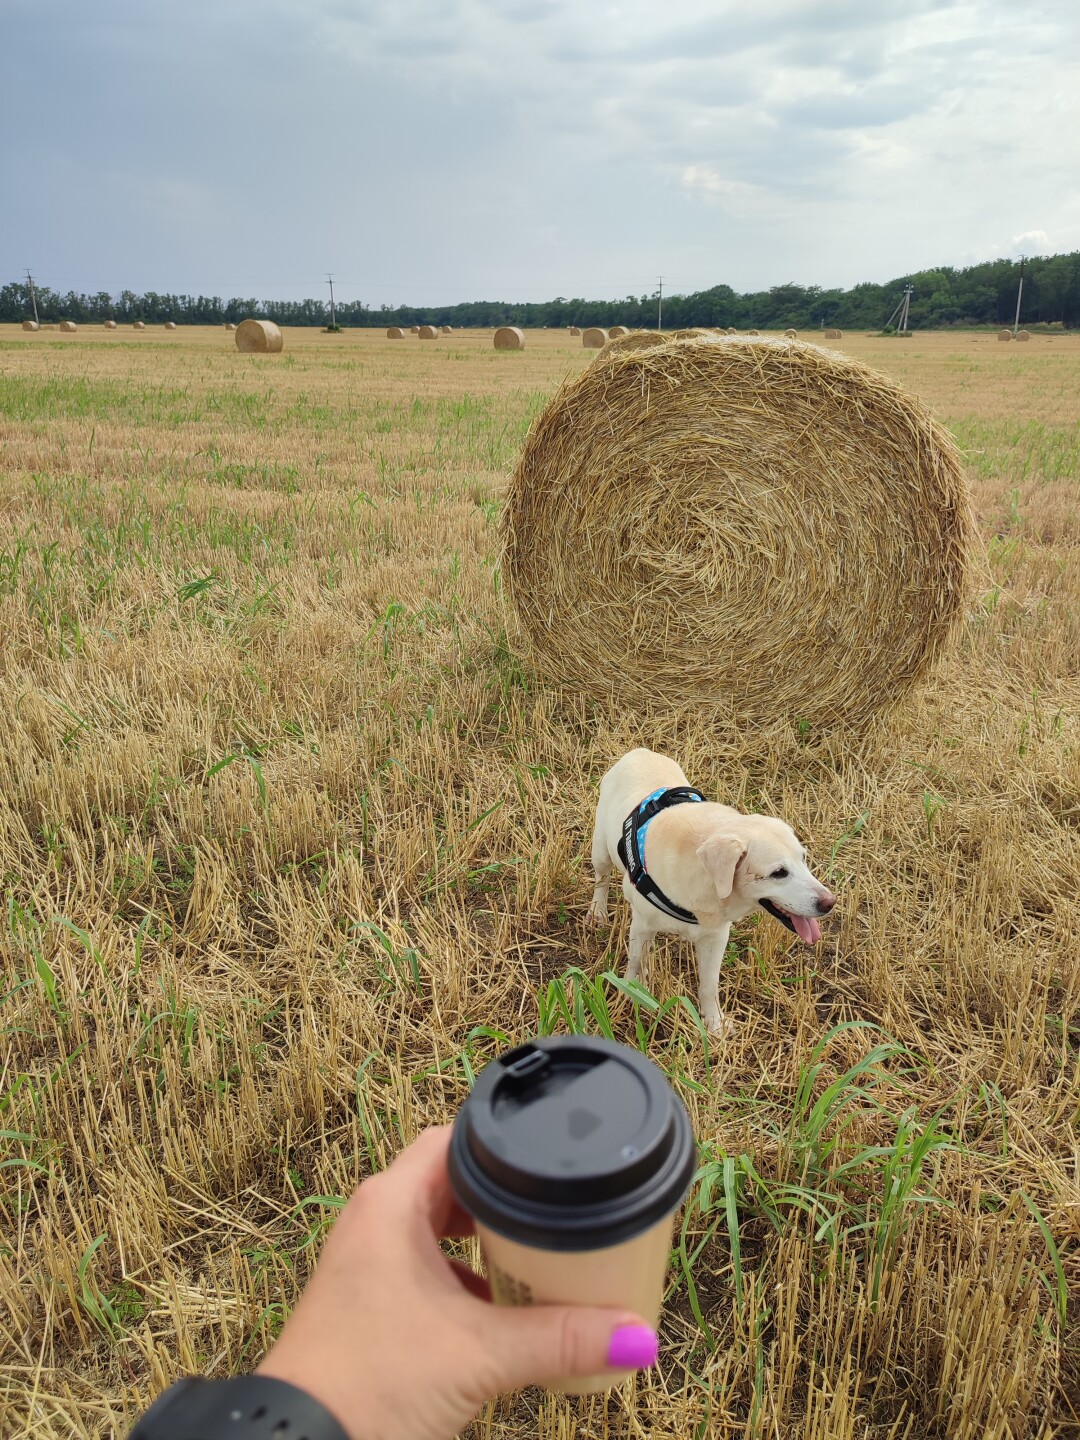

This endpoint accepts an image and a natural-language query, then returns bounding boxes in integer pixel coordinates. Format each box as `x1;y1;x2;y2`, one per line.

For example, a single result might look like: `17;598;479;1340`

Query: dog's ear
696;834;747;901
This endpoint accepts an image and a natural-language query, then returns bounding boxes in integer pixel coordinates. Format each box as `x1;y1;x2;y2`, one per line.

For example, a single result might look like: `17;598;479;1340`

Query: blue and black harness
616;785;707;925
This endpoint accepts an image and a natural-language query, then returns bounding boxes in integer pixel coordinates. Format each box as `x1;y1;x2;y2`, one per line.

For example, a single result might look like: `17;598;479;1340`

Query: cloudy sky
3;0;1078;306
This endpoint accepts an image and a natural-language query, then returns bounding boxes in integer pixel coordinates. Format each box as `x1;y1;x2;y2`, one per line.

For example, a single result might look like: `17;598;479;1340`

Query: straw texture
235;319;283;354
602;329;671;355
582;327;608;348
493;327;525;350
608;325;631;337
502;335;974;728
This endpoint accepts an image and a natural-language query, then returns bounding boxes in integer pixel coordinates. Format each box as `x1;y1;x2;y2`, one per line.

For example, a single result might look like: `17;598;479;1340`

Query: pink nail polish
607;1324;659;1370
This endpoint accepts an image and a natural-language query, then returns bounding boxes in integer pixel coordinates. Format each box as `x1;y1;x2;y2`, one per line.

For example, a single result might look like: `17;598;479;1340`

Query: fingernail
607;1324;659;1370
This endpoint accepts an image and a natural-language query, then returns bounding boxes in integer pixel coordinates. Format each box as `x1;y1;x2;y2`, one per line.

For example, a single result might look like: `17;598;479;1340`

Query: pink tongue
791;914;821;945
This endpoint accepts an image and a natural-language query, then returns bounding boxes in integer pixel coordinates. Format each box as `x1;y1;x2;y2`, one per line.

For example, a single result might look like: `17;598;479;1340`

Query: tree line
5;251;1080;330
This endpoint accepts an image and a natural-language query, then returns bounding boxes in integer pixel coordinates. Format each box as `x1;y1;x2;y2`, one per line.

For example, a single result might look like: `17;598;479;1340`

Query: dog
586;748;835;1038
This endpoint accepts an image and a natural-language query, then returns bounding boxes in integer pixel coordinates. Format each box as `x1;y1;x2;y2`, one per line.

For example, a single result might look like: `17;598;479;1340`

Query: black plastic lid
448;1036;697;1252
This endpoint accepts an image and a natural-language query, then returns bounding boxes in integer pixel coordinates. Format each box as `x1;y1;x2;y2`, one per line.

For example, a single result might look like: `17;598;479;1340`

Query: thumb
476;1304;659;1392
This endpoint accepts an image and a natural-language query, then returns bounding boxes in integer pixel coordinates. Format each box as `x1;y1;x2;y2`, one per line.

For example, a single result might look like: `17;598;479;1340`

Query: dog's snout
816;891;836;915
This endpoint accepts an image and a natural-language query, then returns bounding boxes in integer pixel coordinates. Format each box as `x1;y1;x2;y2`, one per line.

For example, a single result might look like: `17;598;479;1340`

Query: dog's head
696;816;835;942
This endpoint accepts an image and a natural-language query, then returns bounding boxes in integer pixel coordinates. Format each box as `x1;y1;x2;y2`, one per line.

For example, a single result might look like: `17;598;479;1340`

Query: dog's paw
584;904;610;928
703;1014;736;1043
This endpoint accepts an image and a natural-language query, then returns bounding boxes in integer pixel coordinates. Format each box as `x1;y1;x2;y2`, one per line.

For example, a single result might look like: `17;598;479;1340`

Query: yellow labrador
586;748;835;1037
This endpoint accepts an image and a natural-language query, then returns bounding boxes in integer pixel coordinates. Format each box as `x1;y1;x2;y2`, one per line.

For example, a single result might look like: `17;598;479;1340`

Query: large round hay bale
165;320;177;330
494;327;525;350
502;336;973;729
824;328;843;339
386;327;405;338
608;325;631;338
784;328;797;338
997;330;1012;341
1015;330;1031;342
59;320;77;333
104;319;117;330
569;326;581;336
235;319;283;353
418;324;439;339
603;330;670;355
134;321;145;330
440;325;452;334
22;320;39;332
582;328;608;348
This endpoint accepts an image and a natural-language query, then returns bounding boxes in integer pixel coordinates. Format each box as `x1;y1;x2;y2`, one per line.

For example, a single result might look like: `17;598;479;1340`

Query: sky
2;0;1078;306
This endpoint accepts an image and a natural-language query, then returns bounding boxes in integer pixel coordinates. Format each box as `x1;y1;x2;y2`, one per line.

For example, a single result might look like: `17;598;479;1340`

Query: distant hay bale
59;321;77;333
582;328;608;348
494;327;525;350
418;324;439;339
747;329;760;336
134;321;145;330
997;330;1012;342
440;325;452;334
569;326;581;336
602;330;670;355
608;325;631;338
104;320;117;330
410;326;419;334
165;321;177;330
726;327;737;335
1015;330;1031;342
674;328;710;340
235;319;283;353
502;335;974;729
386;327;405;338
225;323;236;331
22;320;39;332
784;328;797;338
824;328;843;339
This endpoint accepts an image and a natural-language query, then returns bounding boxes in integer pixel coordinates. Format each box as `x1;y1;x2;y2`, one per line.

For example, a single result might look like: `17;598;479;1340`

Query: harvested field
0;325;1077;1440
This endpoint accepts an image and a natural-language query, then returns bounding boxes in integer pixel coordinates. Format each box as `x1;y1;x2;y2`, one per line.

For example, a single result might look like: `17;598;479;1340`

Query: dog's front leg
626;913;654;987
694;925;734;1040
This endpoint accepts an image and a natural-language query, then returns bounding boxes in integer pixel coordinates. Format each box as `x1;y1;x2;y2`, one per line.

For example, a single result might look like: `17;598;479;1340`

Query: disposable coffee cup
448;1035;696;1394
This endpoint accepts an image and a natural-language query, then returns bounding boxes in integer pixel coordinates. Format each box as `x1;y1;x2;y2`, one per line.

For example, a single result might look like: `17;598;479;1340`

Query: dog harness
617;785;708;924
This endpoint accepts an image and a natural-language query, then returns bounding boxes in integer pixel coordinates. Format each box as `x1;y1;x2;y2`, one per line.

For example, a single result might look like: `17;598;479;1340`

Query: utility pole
25;269;39;326
899;284;913;332
657;275;663;331
327;272;337;328
1012;256;1024;335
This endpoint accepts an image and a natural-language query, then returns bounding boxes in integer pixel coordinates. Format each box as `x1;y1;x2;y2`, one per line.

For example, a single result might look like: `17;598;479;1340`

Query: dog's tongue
792;914;822;945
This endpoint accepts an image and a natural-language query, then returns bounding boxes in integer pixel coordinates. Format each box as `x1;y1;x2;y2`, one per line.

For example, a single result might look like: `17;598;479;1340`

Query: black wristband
128;1374;351;1440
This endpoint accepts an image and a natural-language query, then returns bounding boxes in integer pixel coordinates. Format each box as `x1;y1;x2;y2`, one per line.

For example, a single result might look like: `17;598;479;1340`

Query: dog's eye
771;867;789;879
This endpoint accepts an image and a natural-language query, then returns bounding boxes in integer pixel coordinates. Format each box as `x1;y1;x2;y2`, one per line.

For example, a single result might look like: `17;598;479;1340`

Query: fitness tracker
128;1374;351;1440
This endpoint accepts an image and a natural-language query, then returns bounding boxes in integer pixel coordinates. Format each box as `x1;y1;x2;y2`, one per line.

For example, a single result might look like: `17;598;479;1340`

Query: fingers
446;1256;492;1302
471;1303;658;1393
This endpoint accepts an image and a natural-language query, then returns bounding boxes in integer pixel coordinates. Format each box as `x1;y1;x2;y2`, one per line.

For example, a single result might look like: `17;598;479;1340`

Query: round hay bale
59;320;77;333
502;336;974;729
134;321;145;330
1015;330;1031;342
104;319;117;330
726;327;737;335
418;324;439;339
608;325;631;338
997;329;1012;341
824;328;843;339
494;327;525;351
602;330;670;356
674;328;712;340
409;326;419;334
581;328;608;349
747;329;760;336
386;327;405;339
235;319;283;354
440;325;452;334
225;323;237;331
165;320;177;330
784;328;797;338
569;326;581;336
22;320;39;332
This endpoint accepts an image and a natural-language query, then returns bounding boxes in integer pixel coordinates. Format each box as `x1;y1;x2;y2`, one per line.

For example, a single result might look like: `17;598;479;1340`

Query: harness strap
616;785;707;924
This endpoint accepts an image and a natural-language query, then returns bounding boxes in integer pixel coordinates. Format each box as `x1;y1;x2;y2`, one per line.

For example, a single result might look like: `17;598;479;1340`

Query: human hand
257;1126;659;1440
